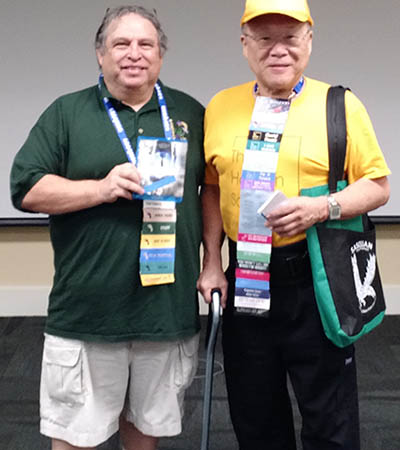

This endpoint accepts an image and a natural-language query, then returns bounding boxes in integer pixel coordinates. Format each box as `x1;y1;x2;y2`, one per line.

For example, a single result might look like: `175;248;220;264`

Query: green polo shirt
10;80;205;342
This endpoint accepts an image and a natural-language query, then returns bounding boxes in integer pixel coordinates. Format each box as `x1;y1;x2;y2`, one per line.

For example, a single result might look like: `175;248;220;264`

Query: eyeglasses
243;28;311;50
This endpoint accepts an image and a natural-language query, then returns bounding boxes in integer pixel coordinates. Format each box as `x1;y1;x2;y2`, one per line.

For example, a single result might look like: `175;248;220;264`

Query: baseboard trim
0;284;399;316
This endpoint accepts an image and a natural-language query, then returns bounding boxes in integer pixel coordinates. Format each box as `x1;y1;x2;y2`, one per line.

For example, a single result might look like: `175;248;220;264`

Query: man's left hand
265;196;328;236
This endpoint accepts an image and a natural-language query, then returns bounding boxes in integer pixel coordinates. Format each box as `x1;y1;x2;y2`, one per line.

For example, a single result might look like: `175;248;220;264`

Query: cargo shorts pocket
43;344;84;405
175;334;200;390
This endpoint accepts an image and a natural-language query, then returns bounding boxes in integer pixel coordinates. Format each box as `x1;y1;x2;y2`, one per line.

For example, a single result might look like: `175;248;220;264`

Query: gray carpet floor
0;315;399;450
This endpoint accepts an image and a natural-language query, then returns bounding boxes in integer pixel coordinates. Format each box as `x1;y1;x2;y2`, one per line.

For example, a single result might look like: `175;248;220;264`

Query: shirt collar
98;77;175;113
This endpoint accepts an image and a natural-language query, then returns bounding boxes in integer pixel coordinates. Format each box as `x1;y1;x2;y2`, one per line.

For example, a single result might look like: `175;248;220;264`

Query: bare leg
119;417;159;450
52;438;94;450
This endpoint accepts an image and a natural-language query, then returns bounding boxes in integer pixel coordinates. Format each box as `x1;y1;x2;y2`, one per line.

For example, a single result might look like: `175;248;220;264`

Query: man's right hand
197;263;228;308
21;163;145;215
98;162;145;203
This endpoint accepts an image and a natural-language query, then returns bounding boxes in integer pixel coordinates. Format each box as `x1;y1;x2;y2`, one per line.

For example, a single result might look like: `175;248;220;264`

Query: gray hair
95;5;168;56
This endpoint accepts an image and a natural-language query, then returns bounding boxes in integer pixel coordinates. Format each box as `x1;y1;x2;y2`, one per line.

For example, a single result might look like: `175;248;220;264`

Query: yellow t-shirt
204;77;390;247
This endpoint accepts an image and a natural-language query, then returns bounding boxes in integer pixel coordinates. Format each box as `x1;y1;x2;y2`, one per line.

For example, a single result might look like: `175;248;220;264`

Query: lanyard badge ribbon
235;78;304;316
99;75;185;286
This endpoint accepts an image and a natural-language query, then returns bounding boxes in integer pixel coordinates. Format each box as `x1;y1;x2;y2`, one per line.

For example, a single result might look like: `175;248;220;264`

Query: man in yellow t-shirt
197;1;390;449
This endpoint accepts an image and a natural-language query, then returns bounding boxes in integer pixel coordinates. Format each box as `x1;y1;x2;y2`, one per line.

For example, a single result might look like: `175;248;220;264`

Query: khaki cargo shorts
40;333;199;447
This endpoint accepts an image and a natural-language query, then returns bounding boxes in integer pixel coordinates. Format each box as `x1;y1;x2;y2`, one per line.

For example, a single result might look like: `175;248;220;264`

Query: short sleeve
345;91;391;183
10;100;67;211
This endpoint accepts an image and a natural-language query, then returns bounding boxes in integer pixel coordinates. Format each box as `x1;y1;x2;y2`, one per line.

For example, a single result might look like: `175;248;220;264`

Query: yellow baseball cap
241;0;314;26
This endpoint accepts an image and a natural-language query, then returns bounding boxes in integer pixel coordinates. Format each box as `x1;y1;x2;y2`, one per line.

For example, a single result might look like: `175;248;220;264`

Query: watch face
328;196;341;220
329;205;341;220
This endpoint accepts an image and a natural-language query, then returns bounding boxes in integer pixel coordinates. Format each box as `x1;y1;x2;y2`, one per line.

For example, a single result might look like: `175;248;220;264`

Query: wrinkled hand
98;163;144;203
265;195;328;237
197;264;228;308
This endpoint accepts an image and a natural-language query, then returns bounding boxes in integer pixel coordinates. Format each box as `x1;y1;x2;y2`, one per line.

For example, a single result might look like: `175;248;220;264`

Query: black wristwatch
327;195;341;220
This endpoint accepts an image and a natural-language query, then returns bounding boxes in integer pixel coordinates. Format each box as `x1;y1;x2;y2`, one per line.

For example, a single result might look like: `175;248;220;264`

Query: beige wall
0;227;53;286
375;225;400;283
0;225;399;315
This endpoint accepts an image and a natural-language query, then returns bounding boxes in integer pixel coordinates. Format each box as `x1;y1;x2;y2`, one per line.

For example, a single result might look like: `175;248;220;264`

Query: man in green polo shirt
10;5;204;450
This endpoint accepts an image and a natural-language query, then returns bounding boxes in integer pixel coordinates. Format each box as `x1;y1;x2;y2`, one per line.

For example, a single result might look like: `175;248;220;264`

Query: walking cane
200;288;222;450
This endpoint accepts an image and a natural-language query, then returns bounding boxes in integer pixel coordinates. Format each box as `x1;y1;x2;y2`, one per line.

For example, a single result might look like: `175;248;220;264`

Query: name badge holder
99;75;187;286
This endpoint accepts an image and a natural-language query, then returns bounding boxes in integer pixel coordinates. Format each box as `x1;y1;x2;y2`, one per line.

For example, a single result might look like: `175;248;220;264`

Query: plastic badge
257;190;288;219
134;137;188;202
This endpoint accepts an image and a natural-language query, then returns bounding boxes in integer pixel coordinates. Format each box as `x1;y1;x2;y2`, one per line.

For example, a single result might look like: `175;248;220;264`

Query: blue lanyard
253;76;305;97
154;83;174;141
292;76;305;95
98;74;173;164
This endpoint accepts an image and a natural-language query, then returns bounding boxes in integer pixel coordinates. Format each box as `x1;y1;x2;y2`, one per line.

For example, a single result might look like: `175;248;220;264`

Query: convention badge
99;76;183;287
134;137;188;202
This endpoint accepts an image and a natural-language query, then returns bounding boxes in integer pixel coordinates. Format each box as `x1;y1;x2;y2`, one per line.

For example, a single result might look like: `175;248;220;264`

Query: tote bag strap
326;86;350;193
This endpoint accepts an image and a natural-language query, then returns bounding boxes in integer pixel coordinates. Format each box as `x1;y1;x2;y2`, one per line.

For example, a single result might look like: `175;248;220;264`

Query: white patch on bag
351;240;377;314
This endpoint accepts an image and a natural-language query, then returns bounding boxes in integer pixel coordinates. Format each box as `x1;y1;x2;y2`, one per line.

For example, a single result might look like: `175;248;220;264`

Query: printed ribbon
234;79;304;315
139;200;177;286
